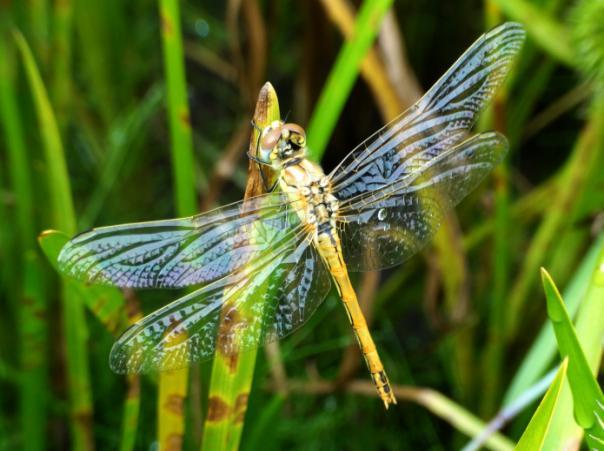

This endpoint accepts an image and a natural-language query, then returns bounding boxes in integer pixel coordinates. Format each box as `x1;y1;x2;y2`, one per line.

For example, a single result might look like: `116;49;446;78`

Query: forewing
329;22;524;201
336;132;507;271
58;193;301;289
109;231;331;373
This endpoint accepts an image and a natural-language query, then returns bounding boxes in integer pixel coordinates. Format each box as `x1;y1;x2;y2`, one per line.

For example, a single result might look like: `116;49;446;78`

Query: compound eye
292;134;305;146
284;123;306;146
261;128;281;150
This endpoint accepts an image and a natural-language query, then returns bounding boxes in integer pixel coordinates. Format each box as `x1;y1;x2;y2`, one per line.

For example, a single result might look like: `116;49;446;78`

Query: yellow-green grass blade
415;389;515;451
15;29;96;451
159;0;196;217
504;231;604;404
201;82;281;451
306;0;393;161
541;267;604;448
540;241;604;449
14;30;75;233
157;0;197;448
515;358;568;450
0;25;47;451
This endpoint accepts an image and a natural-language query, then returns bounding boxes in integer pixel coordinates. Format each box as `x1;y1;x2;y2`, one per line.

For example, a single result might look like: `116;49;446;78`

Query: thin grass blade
15;29;96;451
306;0;393;160
515;358;568;450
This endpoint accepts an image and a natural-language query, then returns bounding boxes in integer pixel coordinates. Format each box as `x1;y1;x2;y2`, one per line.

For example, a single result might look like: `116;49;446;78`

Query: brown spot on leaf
160;12;172;35
165;433;183;451
179;110;191;129
206;396;230;422
127;375;140;398
73;410;94;450
164;394;184;416
216;307;247;373
233;393;249;424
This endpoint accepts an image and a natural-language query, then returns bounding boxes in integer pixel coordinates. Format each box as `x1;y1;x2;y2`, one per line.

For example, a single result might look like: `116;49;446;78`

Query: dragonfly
58;22;525;409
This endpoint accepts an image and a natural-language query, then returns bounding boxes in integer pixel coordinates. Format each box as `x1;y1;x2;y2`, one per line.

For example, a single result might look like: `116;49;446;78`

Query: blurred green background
0;0;603;450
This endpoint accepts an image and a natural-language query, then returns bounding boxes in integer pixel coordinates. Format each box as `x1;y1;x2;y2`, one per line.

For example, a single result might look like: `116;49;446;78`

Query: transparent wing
58;193;302;289
336;132;507;271
109;230;332;373
328;22;524;201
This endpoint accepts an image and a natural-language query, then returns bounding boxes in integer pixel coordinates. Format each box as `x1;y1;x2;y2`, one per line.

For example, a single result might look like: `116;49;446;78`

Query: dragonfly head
257;120;307;168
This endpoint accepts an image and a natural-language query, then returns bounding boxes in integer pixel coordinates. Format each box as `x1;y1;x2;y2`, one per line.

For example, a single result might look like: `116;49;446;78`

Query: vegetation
0;0;602;449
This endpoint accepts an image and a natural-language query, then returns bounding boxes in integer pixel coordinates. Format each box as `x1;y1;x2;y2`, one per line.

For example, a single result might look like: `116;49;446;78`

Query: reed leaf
201;82;280;451
541;267;604;448
15;29;94;451
306;0;393;160
504;231;604;404
157;0;197;448
515;358;568;450
542;251;604;449
0;30;47;451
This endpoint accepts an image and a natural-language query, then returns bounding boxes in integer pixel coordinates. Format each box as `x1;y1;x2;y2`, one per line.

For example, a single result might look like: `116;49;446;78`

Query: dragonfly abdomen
316;233;397;409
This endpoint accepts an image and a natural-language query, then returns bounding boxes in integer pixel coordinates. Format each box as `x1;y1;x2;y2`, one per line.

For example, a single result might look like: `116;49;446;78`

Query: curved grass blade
504;230;604;405
515;358;568;450
541;267;604;448
15;29;94;451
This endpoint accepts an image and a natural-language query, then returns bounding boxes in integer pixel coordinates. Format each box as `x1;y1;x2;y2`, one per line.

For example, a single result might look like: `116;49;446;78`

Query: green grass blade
39;230;137;448
515;358;568;450
504;232;604;404
0;29;47;451
159;0;196;217
157;0;197;447
306;0;393;161
541;267;604;447
14;30;76;233
119;376;141;451
15;30;95;451
415;389;515;451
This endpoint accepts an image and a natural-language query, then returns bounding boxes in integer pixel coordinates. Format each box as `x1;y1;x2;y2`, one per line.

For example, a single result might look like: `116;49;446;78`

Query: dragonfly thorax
279;159;339;237
258;120;307;169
